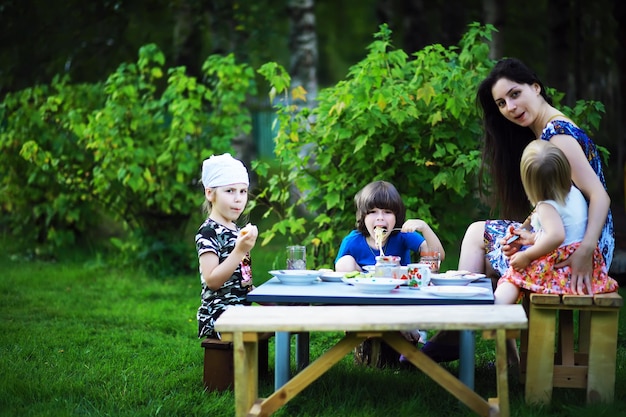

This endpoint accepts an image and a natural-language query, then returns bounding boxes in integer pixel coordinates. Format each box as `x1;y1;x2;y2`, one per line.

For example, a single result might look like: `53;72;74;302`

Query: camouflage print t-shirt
195;218;253;339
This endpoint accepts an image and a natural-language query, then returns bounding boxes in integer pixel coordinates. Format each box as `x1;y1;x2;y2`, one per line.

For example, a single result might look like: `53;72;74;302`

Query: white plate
430;274;474;286
342;277;404;293
420;286;491;298
319;271;345;282
462;273;487;280
269;270;322;285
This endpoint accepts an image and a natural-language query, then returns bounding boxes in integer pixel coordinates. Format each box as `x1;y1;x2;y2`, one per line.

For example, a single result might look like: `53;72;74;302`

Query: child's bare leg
428;222;487;346
494;282;520;305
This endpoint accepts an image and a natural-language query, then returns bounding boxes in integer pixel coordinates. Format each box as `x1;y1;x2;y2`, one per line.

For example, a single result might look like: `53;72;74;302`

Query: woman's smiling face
491;77;542;128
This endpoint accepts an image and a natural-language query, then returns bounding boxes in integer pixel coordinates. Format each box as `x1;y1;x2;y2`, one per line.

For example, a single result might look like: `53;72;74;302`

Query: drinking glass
419;246;441;273
286;245;306;270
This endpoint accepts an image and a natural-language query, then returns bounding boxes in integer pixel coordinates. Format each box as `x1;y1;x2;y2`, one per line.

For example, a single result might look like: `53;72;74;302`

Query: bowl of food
430;273;474;286
319;271;345;282
269;270;322;285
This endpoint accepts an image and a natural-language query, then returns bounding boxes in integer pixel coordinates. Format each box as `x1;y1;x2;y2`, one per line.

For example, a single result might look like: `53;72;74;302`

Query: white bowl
269;270;322;285
342;277;404;293
319;271;345;282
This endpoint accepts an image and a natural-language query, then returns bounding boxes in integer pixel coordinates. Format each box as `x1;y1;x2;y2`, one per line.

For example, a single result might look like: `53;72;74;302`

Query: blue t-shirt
334;230;425;267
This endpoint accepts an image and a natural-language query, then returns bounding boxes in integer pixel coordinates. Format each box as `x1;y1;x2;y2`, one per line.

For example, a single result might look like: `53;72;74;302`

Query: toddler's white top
530;185;588;246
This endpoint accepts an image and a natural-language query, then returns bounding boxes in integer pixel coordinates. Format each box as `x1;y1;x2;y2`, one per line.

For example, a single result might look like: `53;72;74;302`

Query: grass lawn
1;233;625;417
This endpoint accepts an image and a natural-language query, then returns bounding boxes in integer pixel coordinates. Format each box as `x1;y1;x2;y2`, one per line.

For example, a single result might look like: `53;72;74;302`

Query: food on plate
444;270;471;277
344;270;374;279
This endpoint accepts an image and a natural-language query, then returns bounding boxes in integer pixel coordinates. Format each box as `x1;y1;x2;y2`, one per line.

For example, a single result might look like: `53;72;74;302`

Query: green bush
2;45;257;273
1;25;606;274
0;77;104;254
253;23;494;268
252;23;607;269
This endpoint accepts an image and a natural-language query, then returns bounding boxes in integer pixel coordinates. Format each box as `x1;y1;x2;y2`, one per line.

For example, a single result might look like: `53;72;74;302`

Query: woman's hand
555;245;594;295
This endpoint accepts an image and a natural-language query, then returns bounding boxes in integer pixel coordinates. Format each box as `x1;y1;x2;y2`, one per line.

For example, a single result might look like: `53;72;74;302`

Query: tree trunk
482;0;504;59
207;1;234;54
172;0;203;79
287;0;318;106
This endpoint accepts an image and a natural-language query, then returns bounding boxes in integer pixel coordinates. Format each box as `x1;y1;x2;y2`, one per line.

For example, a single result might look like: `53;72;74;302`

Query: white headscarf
201;153;249;188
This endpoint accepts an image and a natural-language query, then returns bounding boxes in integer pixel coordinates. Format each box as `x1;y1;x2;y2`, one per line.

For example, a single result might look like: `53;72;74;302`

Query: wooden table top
215;304;528;333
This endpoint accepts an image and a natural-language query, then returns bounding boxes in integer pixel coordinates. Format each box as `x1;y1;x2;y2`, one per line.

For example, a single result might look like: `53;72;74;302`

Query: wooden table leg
257;332;366;416
233;332;258;417
383;332;492;417
525;305;556;404
494;328;509;417
587;310;619;403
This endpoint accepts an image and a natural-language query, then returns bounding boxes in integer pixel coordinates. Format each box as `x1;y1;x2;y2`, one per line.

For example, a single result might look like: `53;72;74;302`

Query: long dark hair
354;181;406;236
476;58;553;220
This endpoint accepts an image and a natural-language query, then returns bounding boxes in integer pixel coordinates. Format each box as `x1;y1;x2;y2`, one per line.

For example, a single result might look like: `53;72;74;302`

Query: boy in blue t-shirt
335;180;445;271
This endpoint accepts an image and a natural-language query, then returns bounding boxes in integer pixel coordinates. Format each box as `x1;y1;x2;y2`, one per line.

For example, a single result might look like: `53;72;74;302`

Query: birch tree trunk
287;0;318;106
482;0;504;59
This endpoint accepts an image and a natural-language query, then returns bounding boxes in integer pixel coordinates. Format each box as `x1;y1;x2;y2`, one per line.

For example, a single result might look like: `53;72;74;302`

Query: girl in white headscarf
195;153;259;339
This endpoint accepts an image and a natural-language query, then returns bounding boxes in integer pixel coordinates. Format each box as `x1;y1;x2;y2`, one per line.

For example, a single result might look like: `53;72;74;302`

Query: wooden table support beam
216;304;528;417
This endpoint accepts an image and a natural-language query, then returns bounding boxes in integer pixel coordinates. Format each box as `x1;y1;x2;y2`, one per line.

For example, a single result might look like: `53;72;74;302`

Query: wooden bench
520;291;623;404
215;304;528;417
201;334;271;391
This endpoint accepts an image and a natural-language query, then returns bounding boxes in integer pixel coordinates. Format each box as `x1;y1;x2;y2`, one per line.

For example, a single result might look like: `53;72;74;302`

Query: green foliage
1;44;257;272
254;23;497;268
77;45;255;229
0;76;105;253
549;89;610;164
254;23;607;269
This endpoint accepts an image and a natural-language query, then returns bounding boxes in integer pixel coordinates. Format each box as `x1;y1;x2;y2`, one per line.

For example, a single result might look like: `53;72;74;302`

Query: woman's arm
550;135;610;282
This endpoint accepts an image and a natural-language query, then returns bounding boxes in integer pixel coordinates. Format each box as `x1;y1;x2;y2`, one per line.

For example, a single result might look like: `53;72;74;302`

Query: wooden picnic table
215;304;528;417
247;276;494;390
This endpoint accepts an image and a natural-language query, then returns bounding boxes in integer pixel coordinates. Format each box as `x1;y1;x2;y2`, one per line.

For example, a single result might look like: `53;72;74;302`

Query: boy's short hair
354;181;406;235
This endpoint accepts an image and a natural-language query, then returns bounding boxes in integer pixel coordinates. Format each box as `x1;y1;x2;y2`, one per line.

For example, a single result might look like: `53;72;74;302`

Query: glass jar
374;255;401;278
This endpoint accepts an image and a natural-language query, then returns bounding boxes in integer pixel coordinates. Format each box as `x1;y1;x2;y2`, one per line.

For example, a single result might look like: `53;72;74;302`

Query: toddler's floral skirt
498;242;619;295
